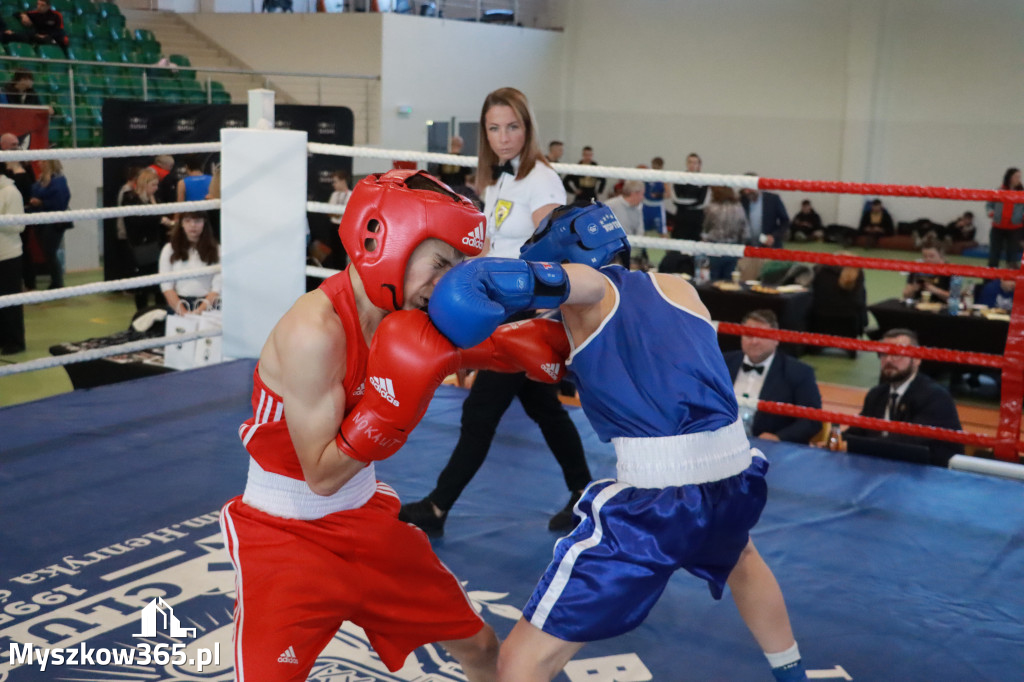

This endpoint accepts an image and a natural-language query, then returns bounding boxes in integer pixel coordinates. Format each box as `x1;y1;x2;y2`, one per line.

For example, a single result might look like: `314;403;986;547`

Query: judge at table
724;309;822;444
902;241;951;302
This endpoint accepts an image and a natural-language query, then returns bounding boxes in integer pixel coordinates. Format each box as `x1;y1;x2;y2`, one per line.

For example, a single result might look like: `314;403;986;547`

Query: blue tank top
183;174;212;201
644;181;664;201
566;267;738;441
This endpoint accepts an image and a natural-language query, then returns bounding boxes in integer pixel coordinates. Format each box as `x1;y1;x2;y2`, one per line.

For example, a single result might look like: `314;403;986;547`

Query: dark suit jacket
845;373;962;466
741;191;789;249
725;350;822;444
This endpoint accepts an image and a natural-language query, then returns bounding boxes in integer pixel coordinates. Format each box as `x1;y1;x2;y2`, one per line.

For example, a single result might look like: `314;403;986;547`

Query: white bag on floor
164;313;200;370
193;310;223;367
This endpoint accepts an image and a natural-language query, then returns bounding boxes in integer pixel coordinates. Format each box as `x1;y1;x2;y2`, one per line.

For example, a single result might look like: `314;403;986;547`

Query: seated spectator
836;328;962;466
790;199;823;242
702;185;748;280
977;278;1014;311
0;15;17;44
724;309;822;444
604;181;646;269
942;211;977;245
809;251;867;353
159;211;221;315
2;70;42;106
901;240;951;302
14;0;69;57
25;159;71;289
124;167;174;311
858;198;894;247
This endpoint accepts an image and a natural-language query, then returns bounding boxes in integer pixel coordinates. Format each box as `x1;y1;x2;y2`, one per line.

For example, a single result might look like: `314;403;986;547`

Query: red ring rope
757;177;1024;203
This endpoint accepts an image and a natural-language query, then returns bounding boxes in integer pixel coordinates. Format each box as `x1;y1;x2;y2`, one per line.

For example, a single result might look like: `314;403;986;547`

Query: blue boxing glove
428;258;570;348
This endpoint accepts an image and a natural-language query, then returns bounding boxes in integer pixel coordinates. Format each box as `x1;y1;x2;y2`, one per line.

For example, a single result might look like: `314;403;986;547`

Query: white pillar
220;109;307;359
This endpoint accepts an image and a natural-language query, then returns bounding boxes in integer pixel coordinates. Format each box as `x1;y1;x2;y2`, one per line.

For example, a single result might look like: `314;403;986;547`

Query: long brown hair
168;211;219;265
476;87;550;196
37;159;63;187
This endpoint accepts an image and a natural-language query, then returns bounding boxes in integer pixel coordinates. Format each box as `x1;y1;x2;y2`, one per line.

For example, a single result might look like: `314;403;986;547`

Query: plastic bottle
962;281;974;315
695;254;711;285
739;393;755;436
828;423;842;450
948;275;963;315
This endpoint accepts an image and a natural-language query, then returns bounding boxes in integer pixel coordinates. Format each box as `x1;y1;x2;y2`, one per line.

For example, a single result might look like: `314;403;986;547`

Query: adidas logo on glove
541;363;561;381
462;222;486;249
370;376;400;406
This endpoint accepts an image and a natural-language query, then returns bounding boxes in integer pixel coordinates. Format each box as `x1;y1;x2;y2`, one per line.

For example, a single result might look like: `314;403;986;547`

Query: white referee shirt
484;157;566;258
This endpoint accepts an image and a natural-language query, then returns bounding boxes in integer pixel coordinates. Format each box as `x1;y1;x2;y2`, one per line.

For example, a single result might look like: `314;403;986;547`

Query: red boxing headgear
340;169;486;311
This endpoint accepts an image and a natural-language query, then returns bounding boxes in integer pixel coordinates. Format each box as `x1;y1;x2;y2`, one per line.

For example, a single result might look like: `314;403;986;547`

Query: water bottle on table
948;275;963;315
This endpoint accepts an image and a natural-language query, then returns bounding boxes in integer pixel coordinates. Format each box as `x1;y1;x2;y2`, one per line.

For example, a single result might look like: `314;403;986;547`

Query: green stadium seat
211;89;230;104
95;1;120;17
133;29;156;43
66;22;94;42
72;0;99;16
37;44;67;61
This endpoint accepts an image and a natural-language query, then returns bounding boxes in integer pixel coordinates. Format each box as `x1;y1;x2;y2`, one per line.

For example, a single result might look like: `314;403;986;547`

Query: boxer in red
219;170;569;681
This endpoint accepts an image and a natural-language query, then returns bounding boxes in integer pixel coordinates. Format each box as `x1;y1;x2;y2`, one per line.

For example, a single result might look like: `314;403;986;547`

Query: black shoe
548;490;584;533
0;344;26;355
399;498;447;538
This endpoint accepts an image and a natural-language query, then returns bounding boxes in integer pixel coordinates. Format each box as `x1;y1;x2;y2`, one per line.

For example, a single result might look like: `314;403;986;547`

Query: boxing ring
1;102;1024;680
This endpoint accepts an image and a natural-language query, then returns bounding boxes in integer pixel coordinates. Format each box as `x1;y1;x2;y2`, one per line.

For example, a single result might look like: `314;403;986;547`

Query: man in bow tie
723;309;822;444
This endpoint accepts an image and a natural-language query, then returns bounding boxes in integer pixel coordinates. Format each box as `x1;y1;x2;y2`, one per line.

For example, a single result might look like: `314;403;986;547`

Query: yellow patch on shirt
495;199;513;231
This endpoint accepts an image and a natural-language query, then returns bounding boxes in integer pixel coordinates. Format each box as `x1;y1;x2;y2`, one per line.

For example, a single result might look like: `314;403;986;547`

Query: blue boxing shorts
522;451;768;643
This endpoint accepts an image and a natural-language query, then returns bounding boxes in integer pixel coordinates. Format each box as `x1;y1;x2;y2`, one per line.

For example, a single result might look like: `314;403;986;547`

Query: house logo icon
133;597;197;639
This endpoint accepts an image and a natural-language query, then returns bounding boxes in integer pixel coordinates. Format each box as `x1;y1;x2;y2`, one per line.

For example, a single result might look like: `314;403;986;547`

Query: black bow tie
742;362;765;374
492;160;514;180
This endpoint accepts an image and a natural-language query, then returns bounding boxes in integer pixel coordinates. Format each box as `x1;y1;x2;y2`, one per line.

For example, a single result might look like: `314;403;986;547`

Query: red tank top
237;269;370;480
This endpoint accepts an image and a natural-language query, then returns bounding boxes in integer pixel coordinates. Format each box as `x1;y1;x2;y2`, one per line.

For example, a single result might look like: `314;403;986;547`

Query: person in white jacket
0;173;26;354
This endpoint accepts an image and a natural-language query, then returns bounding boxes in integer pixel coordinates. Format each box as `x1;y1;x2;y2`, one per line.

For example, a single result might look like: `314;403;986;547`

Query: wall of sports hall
61;0;1024;271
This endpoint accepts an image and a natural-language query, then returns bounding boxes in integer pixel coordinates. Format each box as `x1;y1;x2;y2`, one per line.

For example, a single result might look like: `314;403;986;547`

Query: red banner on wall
0;104;50;153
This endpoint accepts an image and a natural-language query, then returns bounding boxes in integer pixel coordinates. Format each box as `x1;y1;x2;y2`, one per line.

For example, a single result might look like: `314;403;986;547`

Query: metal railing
0;55;381;146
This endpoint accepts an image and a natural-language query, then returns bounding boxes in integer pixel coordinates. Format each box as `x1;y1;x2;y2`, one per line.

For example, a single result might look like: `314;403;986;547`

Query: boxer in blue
428;202;808;682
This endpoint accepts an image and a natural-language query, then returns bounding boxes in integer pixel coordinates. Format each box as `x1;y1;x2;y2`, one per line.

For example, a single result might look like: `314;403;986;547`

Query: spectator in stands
836;328;962;466
942;211;977;245
2;70;42;106
901;239;951;302
605;180;646;269
0;167;26;355
433;136;472;196
857;198;895;247
563;146;605;202
985;168;1024;269
790;199;823;242
545;140;564;164
809;252;867;355
659;152;706;274
642;156;668;235
702;185;749;280
0;16;18;45
0;133;35;205
741;174;789;248
123;167;174;311
25;159;71;290
14;0;69;58
176;154;212;205
977;278;1015;311
724;309;822;444
148;155;174;184
159;211;221;315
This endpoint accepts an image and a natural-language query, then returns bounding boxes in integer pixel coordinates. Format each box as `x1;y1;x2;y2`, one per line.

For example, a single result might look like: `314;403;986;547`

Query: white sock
765;641;801;669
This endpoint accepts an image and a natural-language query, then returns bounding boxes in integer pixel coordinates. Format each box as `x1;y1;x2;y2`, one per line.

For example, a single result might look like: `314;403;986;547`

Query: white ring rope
0;266;221;309
307;201;345;216
0;142;221;162
0;199;221;227
306;142;760;190
306;264;343;280
0;328;221;378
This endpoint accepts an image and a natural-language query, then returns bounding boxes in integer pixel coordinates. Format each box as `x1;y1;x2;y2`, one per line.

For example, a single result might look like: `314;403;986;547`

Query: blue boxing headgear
520;201;631;268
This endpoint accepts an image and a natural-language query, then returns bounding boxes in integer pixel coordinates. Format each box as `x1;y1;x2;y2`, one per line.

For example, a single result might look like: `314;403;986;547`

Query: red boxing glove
460;318;570;384
337;310;461;463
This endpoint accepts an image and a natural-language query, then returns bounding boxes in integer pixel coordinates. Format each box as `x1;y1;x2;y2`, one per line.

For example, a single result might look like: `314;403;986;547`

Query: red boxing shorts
220;483;484;680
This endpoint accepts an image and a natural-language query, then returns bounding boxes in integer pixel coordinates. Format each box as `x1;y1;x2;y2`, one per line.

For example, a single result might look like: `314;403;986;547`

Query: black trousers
428;369;591;511
0;255;25;349
988;227;1023;268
